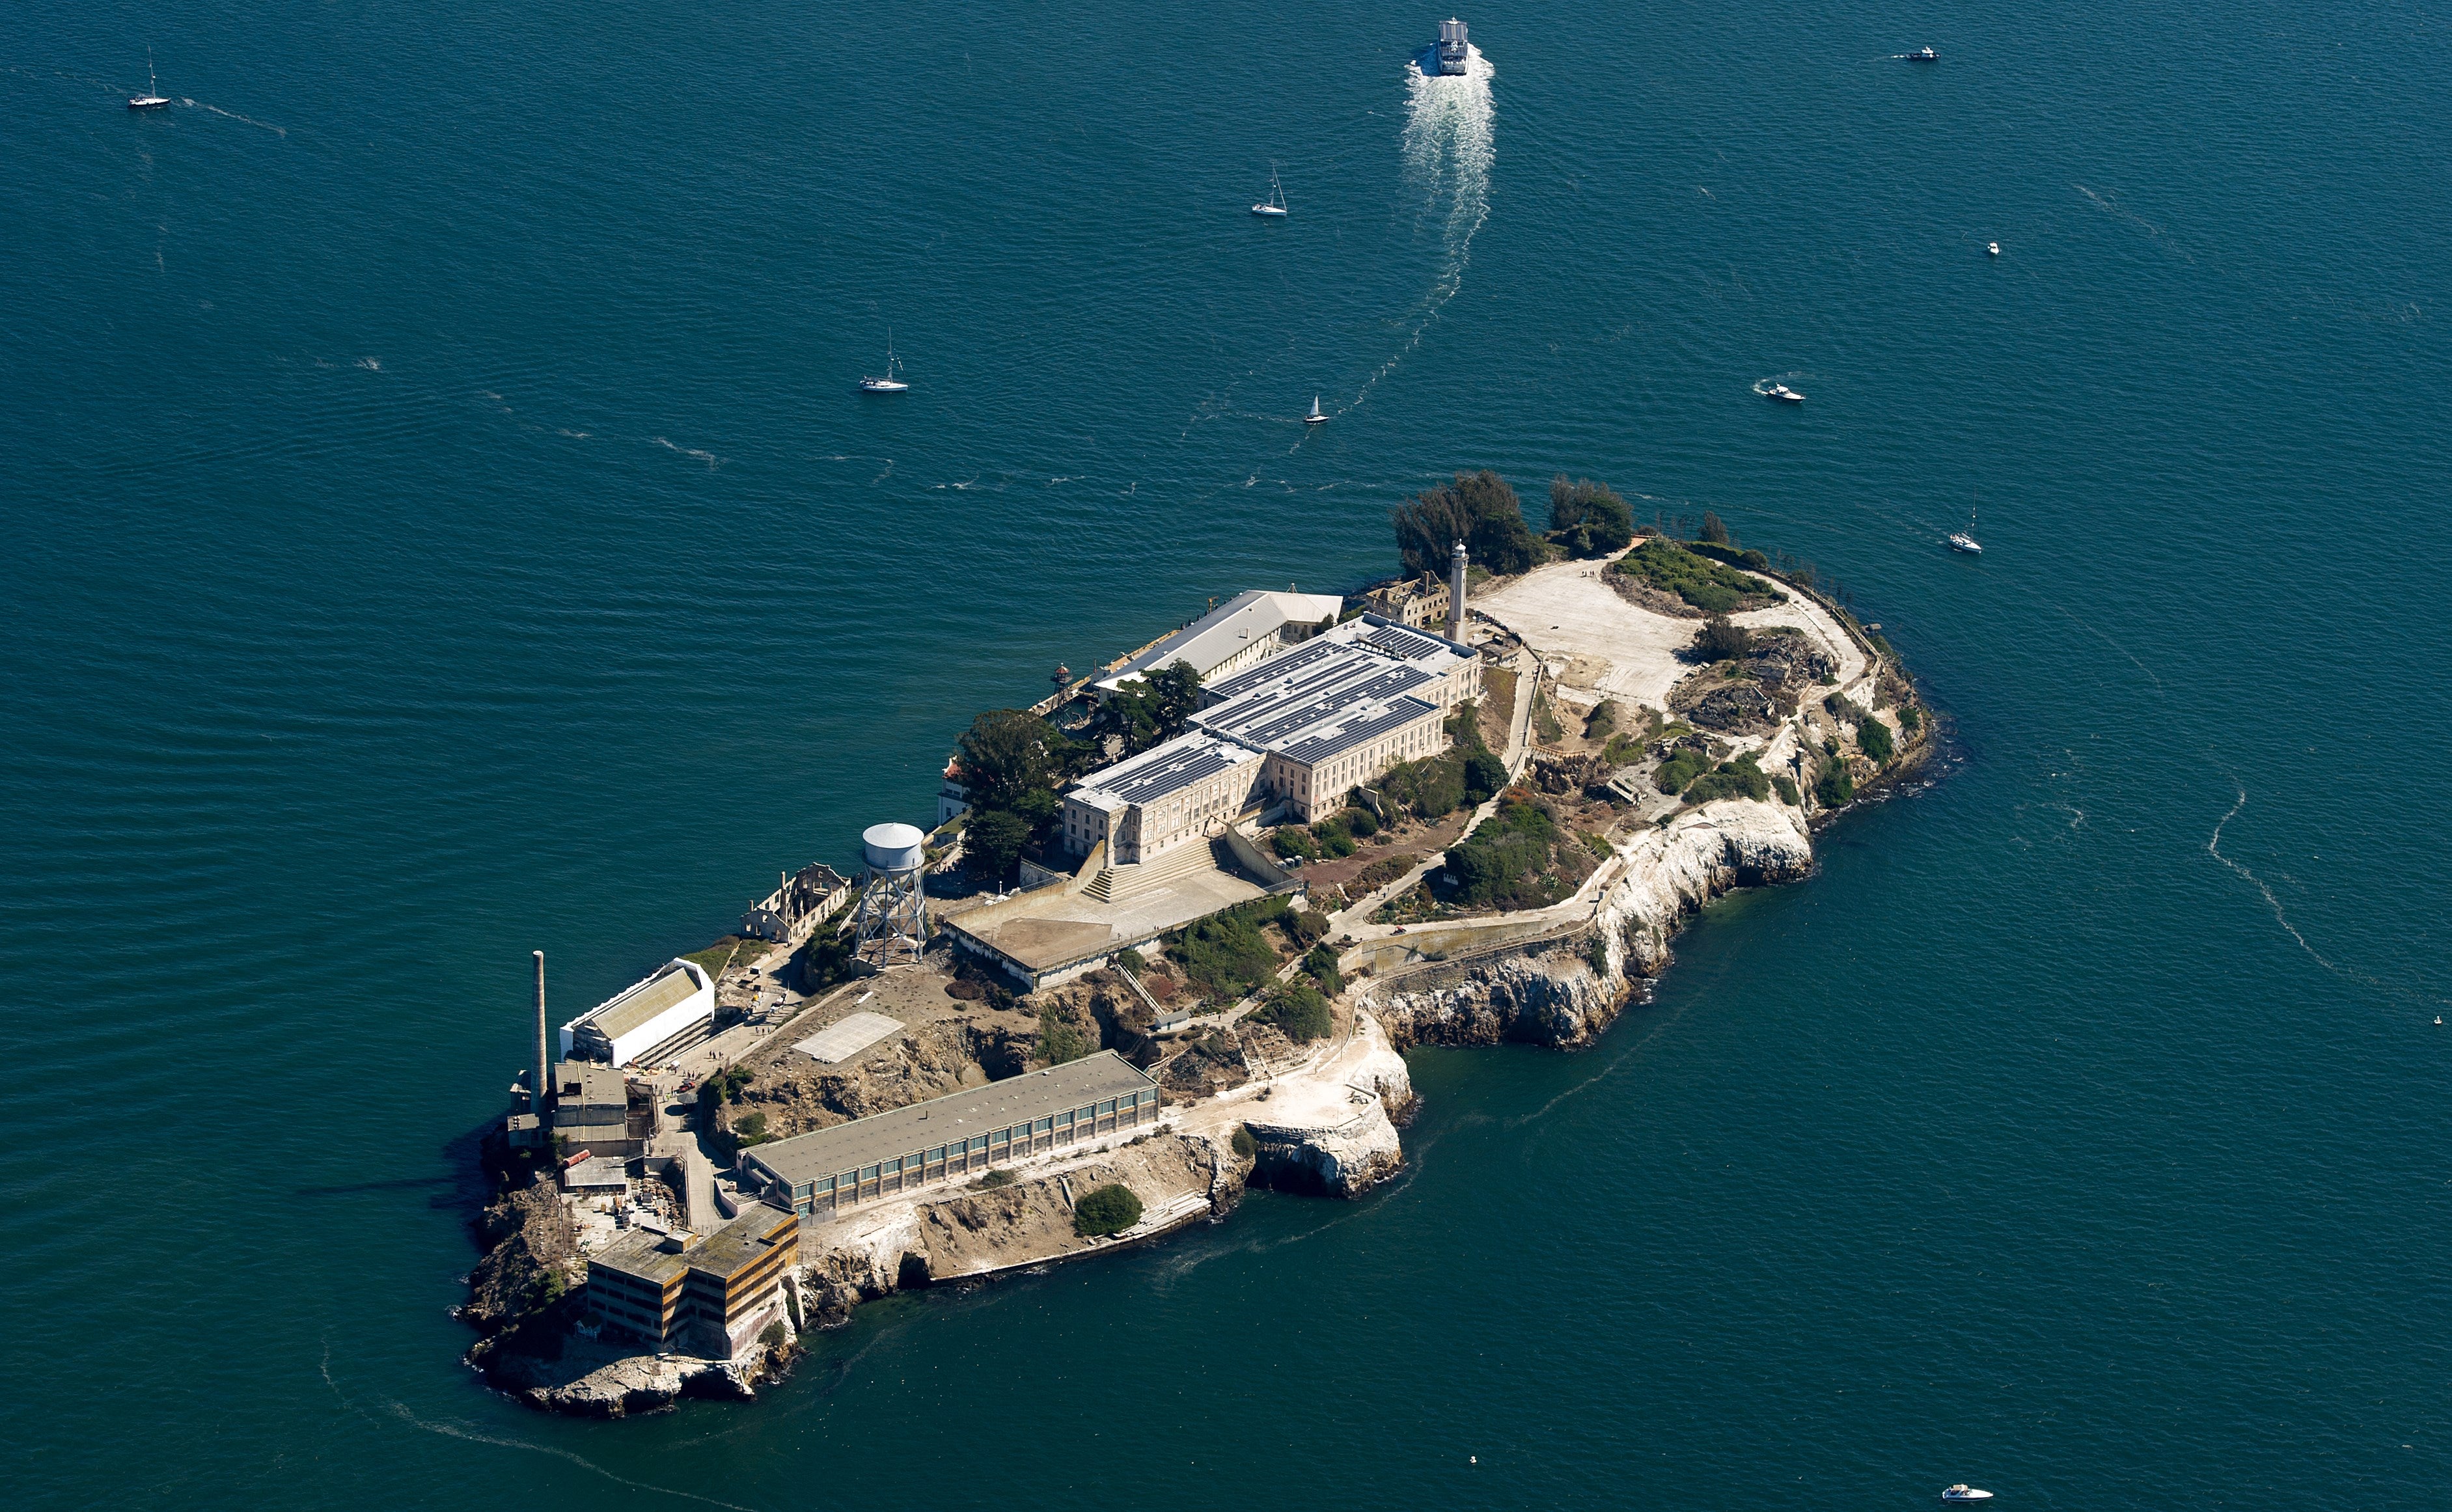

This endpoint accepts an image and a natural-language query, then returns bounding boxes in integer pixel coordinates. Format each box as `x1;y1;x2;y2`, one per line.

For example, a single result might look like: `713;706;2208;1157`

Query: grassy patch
1615;538;1784;614
1168;896;1292;999
1442;800;1589;912
1351;853;1420;893
1683;752;1772;806
1655;747;1715;793
682;937;747;976
1250;980;1333;1041
1036;1002;1094;1065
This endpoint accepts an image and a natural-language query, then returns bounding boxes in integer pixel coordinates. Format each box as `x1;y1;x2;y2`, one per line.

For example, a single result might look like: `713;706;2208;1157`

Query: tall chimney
532;950;549;1116
1448;539;1468;641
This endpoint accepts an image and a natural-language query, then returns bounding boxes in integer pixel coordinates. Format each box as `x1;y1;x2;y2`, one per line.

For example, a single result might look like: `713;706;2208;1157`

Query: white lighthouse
1448;539;1468;641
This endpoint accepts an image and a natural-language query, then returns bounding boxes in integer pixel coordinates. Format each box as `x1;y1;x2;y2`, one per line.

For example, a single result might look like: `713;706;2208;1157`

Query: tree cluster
1392;470;1540;578
956;708;1074;881
1548;476;1634;558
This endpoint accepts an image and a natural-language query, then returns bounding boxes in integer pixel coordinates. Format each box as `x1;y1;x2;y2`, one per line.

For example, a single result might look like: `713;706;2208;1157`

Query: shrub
1343;805;1379;838
1685;540;1771;571
1584;933;1611;974
1463;750;1509;803
1170;898;1289;998
1252;980;1334;1041
1231;1125;1257;1159
1072;1183;1144;1237
1897;704;1922;733
1616;538;1783;613
1581;831;1613;859
1378;751;1468;821
1352;853;1418;892
1302;944;1344;995
1699;510;1729;544
1444;800;1567;909
732;1110;769;1146
1683;754;1772;806
1772;775;1802;806
977;1168;1015;1189
1312;818;1357;858
1271;827;1319;860
1857;715;1894;764
1815;754;1854;808
760;1321;790;1350
1036;1003;1093;1065
1114;948;1146;974
1694;615;1752;661
1284;907;1331;948
1655;747;1714;794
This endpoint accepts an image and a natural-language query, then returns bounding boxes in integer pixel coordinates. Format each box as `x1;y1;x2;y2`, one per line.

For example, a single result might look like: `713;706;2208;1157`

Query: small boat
1908;47;1938;62
1940;1488;1993;1503
1948;504;1982;554
1765;383;1804;404
1988;241;2000;256
129;49;169;109
1252;165;1288;219
859;334;908;393
1303;396;1328;424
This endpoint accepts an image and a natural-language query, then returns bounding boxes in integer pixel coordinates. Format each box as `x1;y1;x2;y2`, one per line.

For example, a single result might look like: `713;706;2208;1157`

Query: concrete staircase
1082;836;1227;903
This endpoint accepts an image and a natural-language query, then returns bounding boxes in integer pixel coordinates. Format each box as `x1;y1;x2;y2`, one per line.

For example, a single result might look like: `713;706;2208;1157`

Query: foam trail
182;98;287;135
1342;47;1495;414
2206;785;2449;1007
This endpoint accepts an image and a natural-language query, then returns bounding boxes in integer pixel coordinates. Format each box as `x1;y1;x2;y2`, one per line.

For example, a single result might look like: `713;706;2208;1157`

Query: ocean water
7;0;2451;1507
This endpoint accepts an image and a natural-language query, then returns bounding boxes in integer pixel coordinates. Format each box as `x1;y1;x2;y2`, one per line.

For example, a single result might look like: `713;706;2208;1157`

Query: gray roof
589;1201;794;1288
1071;732;1260;808
1201;636;1343;704
743;1052;1159;1188
1276;694;1442;765
581;963;704;1041
1095;590;1344;691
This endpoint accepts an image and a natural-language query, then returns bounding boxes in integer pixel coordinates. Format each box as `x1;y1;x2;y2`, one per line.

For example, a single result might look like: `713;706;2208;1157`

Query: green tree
1699;510;1729;545
1073;1183;1144;1237
1815;753;1854;808
1694;614;1752;661
1463;749;1508;802
959;709;1068;815
1393;470;1539;577
1857;714;1894;764
964;808;1032;881
1548;476;1634;558
1092;661;1203;758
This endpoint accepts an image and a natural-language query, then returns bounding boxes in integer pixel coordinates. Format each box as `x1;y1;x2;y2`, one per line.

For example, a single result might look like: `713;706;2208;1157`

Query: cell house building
739;1051;1163;1219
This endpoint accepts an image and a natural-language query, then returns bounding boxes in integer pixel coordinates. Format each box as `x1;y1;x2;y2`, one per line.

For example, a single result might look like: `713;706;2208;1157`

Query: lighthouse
1448;539;1468;641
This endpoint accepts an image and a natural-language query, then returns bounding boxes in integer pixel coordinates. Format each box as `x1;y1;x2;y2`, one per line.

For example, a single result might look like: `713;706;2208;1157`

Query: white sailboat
129;48;169;109
1252;165;1288;219
859;333;908;393
1304;396;1328;425
1948;504;1982;555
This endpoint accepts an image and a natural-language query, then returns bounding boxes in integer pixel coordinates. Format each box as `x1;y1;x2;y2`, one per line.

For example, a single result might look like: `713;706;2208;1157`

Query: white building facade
559;958;717;1068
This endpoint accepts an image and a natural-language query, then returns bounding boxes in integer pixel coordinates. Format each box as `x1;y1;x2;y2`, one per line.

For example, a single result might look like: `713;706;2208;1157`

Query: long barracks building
739;1051;1163;1219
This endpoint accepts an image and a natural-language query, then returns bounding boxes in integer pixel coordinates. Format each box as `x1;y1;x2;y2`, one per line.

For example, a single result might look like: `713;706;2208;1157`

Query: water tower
851;822;930;968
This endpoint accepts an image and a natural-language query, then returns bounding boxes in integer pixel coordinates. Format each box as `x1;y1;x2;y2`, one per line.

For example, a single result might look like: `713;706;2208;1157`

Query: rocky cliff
1370;795;1816;1051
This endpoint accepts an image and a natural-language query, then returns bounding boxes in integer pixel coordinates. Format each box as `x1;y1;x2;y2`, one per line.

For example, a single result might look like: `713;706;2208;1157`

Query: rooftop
555;1060;627;1105
743;1052;1160;1187
1094;590;1344;693
1070;731;1263;810
590;1201;795;1288
572;961;707;1042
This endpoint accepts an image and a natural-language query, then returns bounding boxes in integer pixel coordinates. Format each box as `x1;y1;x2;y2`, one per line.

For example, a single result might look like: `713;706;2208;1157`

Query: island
460;473;1935;1416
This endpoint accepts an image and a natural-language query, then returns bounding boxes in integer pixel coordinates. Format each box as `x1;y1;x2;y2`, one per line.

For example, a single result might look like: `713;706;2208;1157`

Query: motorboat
1252;165;1288;218
1939;1489;1993;1503
859;335;909;393
1988;241;2001;256
1908;47;1938;62
129;49;169;109
1304;396;1328;424
1765;383;1804;404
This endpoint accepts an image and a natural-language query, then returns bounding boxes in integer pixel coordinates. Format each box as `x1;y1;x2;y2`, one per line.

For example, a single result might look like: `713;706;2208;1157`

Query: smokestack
532;950;549;1116
1448;539;1468;642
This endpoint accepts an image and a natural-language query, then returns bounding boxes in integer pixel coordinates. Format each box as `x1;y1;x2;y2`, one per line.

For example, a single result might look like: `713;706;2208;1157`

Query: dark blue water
8;0;2451;1506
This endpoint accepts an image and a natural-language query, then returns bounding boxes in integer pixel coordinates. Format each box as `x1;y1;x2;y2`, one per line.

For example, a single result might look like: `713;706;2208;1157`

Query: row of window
787;1092;1155;1198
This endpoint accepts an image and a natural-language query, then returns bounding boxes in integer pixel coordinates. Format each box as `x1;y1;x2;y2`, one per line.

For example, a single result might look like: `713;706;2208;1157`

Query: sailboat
1252;165;1288;219
858;334;908;393
129;49;169;109
1948;504;1982;555
1303;396;1328;425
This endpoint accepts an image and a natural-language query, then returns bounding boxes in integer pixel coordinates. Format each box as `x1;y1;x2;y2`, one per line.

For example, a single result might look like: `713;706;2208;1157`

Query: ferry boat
129;50;169;109
1765;383;1804;404
1939;1488;1993;1503
1908;46;1938;62
1304;396;1328;424
1436;17;1470;74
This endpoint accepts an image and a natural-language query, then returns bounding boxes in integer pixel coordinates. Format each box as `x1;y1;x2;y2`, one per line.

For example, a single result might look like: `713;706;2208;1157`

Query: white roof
1095;590;1345;692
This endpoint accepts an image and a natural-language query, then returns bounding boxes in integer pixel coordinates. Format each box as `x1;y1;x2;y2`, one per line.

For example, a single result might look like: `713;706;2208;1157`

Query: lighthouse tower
1448;539;1468;642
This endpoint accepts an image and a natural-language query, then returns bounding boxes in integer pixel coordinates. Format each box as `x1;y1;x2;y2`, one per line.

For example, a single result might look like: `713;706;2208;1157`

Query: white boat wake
1339;46;1495;417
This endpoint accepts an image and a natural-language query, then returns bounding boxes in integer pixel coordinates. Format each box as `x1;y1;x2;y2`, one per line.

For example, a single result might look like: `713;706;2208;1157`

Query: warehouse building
739;1052;1163;1220
585;1202;798;1359
558;958;715;1068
